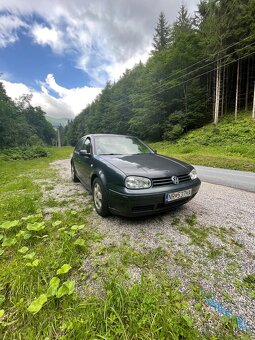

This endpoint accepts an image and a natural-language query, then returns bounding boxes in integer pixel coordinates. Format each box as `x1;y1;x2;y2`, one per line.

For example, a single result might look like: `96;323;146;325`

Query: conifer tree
152;12;171;53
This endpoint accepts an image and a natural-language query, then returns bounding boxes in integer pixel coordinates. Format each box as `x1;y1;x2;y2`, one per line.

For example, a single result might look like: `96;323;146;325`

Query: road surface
195;165;255;193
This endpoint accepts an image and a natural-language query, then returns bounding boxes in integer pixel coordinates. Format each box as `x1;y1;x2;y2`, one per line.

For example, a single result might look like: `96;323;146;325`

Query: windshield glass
94;136;153;155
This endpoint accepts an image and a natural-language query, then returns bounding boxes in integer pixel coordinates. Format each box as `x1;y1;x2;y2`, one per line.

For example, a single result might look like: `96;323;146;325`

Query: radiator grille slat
152;174;191;187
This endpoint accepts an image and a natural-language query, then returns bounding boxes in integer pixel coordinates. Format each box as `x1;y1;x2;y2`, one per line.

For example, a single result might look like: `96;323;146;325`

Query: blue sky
0;0;197;119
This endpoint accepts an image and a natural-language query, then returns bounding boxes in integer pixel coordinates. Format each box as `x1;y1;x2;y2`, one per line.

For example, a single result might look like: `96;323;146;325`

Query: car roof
83;134;135;138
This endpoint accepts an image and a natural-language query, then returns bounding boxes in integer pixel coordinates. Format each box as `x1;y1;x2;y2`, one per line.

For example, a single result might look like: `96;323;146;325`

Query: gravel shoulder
43;159;255;336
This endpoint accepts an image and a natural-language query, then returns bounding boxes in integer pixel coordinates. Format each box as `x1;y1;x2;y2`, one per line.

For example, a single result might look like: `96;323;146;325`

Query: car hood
99;153;192;177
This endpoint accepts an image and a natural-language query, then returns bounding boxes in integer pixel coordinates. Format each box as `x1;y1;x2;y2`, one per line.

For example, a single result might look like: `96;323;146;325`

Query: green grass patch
0;146;49;161
151;111;255;171
0;147;251;338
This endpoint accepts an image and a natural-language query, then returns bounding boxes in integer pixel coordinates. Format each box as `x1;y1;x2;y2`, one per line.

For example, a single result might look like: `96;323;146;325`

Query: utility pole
57;126;61;147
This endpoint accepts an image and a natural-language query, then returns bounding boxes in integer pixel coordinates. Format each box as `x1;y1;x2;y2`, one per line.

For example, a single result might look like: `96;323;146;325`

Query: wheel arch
91;170;107;190
91;173;98;188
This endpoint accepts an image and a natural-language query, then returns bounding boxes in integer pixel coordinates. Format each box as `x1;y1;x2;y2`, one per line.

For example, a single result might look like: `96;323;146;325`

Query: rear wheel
92;178;109;217
71;162;79;182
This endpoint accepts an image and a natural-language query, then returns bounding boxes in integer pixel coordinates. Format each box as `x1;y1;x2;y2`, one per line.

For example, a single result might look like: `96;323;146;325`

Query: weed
173;250;191;267
178;224;209;247
171;217;180;226
185;213;197;227
243;274;255;297
207;246;223;259
44;197;72;207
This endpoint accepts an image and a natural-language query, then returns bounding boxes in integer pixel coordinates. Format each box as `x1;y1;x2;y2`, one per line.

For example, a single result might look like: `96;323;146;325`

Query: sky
0;0;198;119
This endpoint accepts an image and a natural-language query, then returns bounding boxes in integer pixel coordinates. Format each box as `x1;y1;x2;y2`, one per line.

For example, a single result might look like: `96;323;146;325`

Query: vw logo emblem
171;176;179;185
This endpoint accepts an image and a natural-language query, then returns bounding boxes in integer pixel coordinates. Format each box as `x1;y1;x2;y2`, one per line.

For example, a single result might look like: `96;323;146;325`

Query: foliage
152;11;171;53
151;111;255;171
0;84;56;148
62;1;255;147
0;146;48;161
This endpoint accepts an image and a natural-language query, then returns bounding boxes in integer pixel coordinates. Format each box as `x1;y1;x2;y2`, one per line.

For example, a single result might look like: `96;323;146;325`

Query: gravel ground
45;159;255;336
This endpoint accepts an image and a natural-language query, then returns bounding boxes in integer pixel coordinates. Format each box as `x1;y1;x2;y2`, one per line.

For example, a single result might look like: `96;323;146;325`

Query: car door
78;137;93;188
73;138;84;178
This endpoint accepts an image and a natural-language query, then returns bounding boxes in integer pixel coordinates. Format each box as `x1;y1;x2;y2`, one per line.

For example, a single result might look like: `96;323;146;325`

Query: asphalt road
195;165;255;193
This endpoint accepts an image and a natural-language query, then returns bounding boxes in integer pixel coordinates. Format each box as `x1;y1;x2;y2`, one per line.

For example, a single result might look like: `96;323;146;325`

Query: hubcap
94;183;102;210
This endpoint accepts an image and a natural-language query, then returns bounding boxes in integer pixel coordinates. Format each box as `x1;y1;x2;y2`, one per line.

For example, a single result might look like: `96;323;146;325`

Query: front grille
152;174;191;187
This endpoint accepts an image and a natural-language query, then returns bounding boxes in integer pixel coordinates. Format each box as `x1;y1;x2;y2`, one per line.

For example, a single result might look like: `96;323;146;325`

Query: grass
0;147;252;338
151;111;255;171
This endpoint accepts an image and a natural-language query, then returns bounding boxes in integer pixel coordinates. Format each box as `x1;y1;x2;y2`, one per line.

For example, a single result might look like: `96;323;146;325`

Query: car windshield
94;136;153;155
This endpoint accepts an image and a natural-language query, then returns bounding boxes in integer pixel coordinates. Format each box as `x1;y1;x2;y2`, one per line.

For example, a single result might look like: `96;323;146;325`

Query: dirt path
43;159;255;335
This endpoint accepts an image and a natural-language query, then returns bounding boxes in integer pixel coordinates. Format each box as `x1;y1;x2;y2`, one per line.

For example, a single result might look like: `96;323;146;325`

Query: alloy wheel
93;183;103;210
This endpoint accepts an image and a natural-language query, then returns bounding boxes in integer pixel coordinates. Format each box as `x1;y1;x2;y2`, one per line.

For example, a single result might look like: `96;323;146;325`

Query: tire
71;162;79;182
92;178;109;217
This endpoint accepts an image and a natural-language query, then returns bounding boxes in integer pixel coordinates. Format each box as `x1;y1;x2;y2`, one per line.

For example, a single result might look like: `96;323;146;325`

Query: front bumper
107;178;201;217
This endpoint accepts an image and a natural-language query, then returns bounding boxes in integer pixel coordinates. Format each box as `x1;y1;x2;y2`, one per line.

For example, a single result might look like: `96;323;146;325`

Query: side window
84;138;91;154
75;138;84;151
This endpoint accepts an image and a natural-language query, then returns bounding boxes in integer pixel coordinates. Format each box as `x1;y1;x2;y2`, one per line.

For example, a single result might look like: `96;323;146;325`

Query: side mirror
153;149;157;154
79;149;90;156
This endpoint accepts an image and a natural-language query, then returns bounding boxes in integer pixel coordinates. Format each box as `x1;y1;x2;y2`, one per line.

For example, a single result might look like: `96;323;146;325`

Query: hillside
151;112;255;171
62;1;255;147
46;116;69;127
0;83;56;148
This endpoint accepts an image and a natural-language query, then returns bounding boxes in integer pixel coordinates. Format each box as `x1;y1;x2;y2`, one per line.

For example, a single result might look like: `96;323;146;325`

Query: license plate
165;189;192;203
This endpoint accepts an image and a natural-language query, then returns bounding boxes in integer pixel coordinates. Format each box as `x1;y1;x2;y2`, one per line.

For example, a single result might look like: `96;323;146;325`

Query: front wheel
92;178;109;217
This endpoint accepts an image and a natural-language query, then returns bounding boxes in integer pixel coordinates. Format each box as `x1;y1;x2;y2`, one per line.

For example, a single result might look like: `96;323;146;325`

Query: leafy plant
16;230;32;240
27;294;48;314
27;222;45;231
18;246;29;254
23;252;36;260
2;237;17;247
47;277;60;297
57;264;72;275
70;224;85;231
26;259;40;267
74;238;86;247
0;220;19;230
56;280;75;298
52;220;62;227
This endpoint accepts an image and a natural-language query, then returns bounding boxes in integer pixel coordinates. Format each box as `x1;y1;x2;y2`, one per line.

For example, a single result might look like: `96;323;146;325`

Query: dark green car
71;134;201;217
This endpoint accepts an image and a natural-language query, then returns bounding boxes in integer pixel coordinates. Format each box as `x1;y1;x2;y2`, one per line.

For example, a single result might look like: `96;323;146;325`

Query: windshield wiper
99;153;123;155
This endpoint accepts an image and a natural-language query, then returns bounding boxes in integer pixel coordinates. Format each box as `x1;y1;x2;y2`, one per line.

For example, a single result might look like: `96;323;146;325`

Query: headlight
125;176;151;189
189;169;197;180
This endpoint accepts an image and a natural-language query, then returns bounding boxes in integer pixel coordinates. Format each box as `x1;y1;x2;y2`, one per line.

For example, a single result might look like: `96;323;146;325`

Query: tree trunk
183;85;188;114
214;59;221;125
245;58;250;111
225;66;228;113
252;82;255;119
235;59;240;120
221;64;225;117
57;126;61;147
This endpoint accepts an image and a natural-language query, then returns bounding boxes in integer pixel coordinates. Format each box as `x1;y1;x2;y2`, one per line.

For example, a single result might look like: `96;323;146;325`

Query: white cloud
0;0;198;84
31;24;66;53
2;75;102;119
0;14;27;47
1;80;31;98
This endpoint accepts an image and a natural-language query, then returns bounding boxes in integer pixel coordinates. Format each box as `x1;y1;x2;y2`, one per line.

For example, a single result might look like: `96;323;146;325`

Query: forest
62;0;255;145
0;83;55;148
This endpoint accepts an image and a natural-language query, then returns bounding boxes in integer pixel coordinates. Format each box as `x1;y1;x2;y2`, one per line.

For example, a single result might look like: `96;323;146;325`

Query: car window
83;138;91;153
94;136;152;155
75;138;84;151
